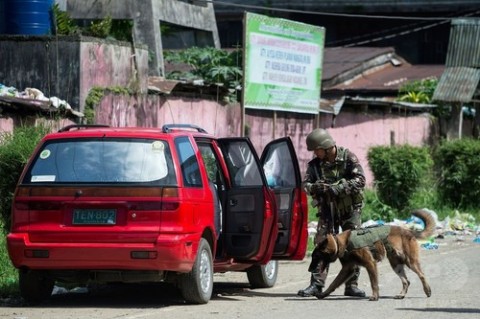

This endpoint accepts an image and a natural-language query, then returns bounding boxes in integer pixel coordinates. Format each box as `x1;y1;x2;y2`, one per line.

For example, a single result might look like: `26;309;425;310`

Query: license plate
72;209;117;225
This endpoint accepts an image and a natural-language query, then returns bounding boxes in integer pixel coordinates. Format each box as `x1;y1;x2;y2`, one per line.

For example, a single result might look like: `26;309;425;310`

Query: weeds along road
1;234;479;319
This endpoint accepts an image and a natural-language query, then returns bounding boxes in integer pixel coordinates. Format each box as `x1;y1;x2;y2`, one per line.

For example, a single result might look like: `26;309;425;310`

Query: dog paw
394;294;405;299
368;295;379;301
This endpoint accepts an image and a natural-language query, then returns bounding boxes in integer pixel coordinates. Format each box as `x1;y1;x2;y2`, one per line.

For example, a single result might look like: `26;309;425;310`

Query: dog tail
411;209;436;239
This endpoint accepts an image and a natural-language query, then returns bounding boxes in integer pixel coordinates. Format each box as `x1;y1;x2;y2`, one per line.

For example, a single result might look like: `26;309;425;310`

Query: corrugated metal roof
446;19;480;67
322;47;397;85
433;18;480;103
432;67;480;102
328;62;444;92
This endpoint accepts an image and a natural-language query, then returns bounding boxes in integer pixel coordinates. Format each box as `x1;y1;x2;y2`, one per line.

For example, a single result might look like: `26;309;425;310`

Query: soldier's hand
311;181;328;195
327;179;347;196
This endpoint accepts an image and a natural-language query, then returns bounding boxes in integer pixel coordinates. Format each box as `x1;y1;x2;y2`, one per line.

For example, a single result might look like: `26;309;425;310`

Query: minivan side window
175;137;202;187
225;142;263;187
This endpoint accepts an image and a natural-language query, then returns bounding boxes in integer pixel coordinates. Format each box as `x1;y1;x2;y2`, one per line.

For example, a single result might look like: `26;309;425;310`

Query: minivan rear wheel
247;259;278;288
179;238;213;304
19;269;54;304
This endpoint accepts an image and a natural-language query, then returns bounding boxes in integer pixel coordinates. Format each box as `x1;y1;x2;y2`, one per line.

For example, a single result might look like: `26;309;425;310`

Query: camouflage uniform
301;146;366;294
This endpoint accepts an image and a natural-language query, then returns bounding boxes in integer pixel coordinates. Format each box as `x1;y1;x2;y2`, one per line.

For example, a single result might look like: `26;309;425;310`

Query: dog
311;209;435;301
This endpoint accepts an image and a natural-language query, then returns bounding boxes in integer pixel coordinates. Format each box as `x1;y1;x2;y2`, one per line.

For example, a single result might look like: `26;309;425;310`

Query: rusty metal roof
328;62;444;92
433;18;480;103
322;46;398;87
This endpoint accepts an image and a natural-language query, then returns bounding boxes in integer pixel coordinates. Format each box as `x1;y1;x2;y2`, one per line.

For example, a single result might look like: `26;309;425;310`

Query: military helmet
306;128;335;151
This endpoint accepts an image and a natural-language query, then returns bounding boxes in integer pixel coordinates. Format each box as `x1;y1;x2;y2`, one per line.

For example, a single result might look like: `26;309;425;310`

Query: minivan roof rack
162;124;208;134
58;124;110;132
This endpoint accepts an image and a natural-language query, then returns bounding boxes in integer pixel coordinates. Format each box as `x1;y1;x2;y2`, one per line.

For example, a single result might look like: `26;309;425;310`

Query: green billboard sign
243;12;325;114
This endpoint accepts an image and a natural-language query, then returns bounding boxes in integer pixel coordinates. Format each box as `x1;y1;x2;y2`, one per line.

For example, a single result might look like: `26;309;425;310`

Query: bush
361;188;397;222
0;224;19;298
367;145;432;217
0;125;50;232
432;138;480;209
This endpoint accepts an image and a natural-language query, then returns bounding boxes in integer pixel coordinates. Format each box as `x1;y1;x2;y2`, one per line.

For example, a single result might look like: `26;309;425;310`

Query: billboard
243;12;325;114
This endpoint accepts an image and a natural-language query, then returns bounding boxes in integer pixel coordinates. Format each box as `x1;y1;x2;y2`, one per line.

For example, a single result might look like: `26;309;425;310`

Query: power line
330;8;480;47
202;0;480;21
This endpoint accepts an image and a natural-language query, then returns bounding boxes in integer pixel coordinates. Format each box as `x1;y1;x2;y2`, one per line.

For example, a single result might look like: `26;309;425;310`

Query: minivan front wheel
179;238;213;304
247;259;278;288
19;269;54;304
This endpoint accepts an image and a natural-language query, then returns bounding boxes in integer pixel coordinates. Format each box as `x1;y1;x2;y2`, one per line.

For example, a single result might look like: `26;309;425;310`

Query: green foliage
87;16;113;38
164;47;243;102
432;138;480;209
397;78;438;104
367;145;432;216
110;19;133;42
0;126;50;232
53;4;132;41
52;3;79;35
398;91;430;104
84;86;132;124
361;188;397;222
84;87;105;124
0;224;19;298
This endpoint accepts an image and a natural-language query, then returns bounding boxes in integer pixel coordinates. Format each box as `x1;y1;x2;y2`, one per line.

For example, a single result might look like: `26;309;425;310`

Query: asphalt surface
0;233;479;319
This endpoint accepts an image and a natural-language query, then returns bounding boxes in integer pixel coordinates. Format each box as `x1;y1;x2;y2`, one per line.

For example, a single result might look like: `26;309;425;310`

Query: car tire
19;269;54;304
247;259;278;288
179;238;213;304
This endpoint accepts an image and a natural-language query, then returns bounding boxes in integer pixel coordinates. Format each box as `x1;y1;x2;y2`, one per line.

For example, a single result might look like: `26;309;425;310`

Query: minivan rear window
23;138;176;185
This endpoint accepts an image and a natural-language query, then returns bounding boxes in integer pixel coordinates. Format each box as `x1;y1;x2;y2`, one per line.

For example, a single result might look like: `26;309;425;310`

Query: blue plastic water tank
5;0;54;35
0;0;5;33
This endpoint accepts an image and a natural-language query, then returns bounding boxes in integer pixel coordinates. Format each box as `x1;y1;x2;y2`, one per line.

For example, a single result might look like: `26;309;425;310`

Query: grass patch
0;226;19;298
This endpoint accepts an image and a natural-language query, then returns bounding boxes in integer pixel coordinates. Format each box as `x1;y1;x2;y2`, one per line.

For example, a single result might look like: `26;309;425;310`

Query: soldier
297;128;366;298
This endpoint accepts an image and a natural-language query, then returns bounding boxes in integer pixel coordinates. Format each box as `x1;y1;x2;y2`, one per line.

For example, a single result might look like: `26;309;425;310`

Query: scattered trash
361;219;385;228
405;215;425;231
421;242;439;250
0;83;83;117
304;205;477;251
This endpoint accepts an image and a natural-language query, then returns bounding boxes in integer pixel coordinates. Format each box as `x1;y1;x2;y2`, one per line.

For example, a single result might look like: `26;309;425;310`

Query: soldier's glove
311;181;328;196
327;179;347;196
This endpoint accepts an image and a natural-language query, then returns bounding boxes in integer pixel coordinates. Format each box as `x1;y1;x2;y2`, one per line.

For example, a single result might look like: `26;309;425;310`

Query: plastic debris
421;242;439;250
0;83;84;118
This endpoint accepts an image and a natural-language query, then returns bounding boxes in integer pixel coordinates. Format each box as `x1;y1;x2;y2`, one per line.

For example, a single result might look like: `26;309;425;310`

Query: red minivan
7;124;308;304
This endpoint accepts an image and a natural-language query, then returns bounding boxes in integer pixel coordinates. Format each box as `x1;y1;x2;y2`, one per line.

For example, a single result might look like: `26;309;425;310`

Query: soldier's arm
301;165;317;194
344;151;366;193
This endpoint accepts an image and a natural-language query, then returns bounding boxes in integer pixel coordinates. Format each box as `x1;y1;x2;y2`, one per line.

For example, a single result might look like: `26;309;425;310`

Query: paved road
1;234;479;319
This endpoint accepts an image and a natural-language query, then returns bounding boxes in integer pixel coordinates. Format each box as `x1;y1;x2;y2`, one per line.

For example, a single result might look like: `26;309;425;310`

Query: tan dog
311;209;435;301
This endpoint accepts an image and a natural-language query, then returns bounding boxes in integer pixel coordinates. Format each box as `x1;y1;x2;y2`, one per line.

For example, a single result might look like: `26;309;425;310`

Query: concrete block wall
0;35;148;112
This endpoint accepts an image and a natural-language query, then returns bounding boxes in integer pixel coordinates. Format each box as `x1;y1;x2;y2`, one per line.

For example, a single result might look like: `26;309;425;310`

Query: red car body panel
7;125;307;280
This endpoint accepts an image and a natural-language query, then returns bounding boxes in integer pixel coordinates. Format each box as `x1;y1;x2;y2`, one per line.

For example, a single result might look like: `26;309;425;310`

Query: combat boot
344;286;366;297
297;283;323;297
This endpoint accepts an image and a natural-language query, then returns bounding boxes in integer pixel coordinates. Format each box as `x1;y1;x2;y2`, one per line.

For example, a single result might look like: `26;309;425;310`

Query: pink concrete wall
0;117;14;133
97;95;241;137
0;116;76;136
0;94;434;189
326;112;432;186
96;93;434;188
79;41;149;112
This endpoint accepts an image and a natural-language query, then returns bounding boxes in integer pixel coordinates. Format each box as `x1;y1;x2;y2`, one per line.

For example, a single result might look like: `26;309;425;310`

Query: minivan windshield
23;138;176;185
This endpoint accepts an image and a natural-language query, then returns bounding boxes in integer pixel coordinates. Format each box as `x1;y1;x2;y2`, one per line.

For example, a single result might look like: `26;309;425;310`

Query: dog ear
325;234;338;255
317;237;328;250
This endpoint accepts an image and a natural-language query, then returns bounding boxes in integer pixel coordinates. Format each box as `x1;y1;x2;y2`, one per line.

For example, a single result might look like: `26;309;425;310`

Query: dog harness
346;225;391;251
